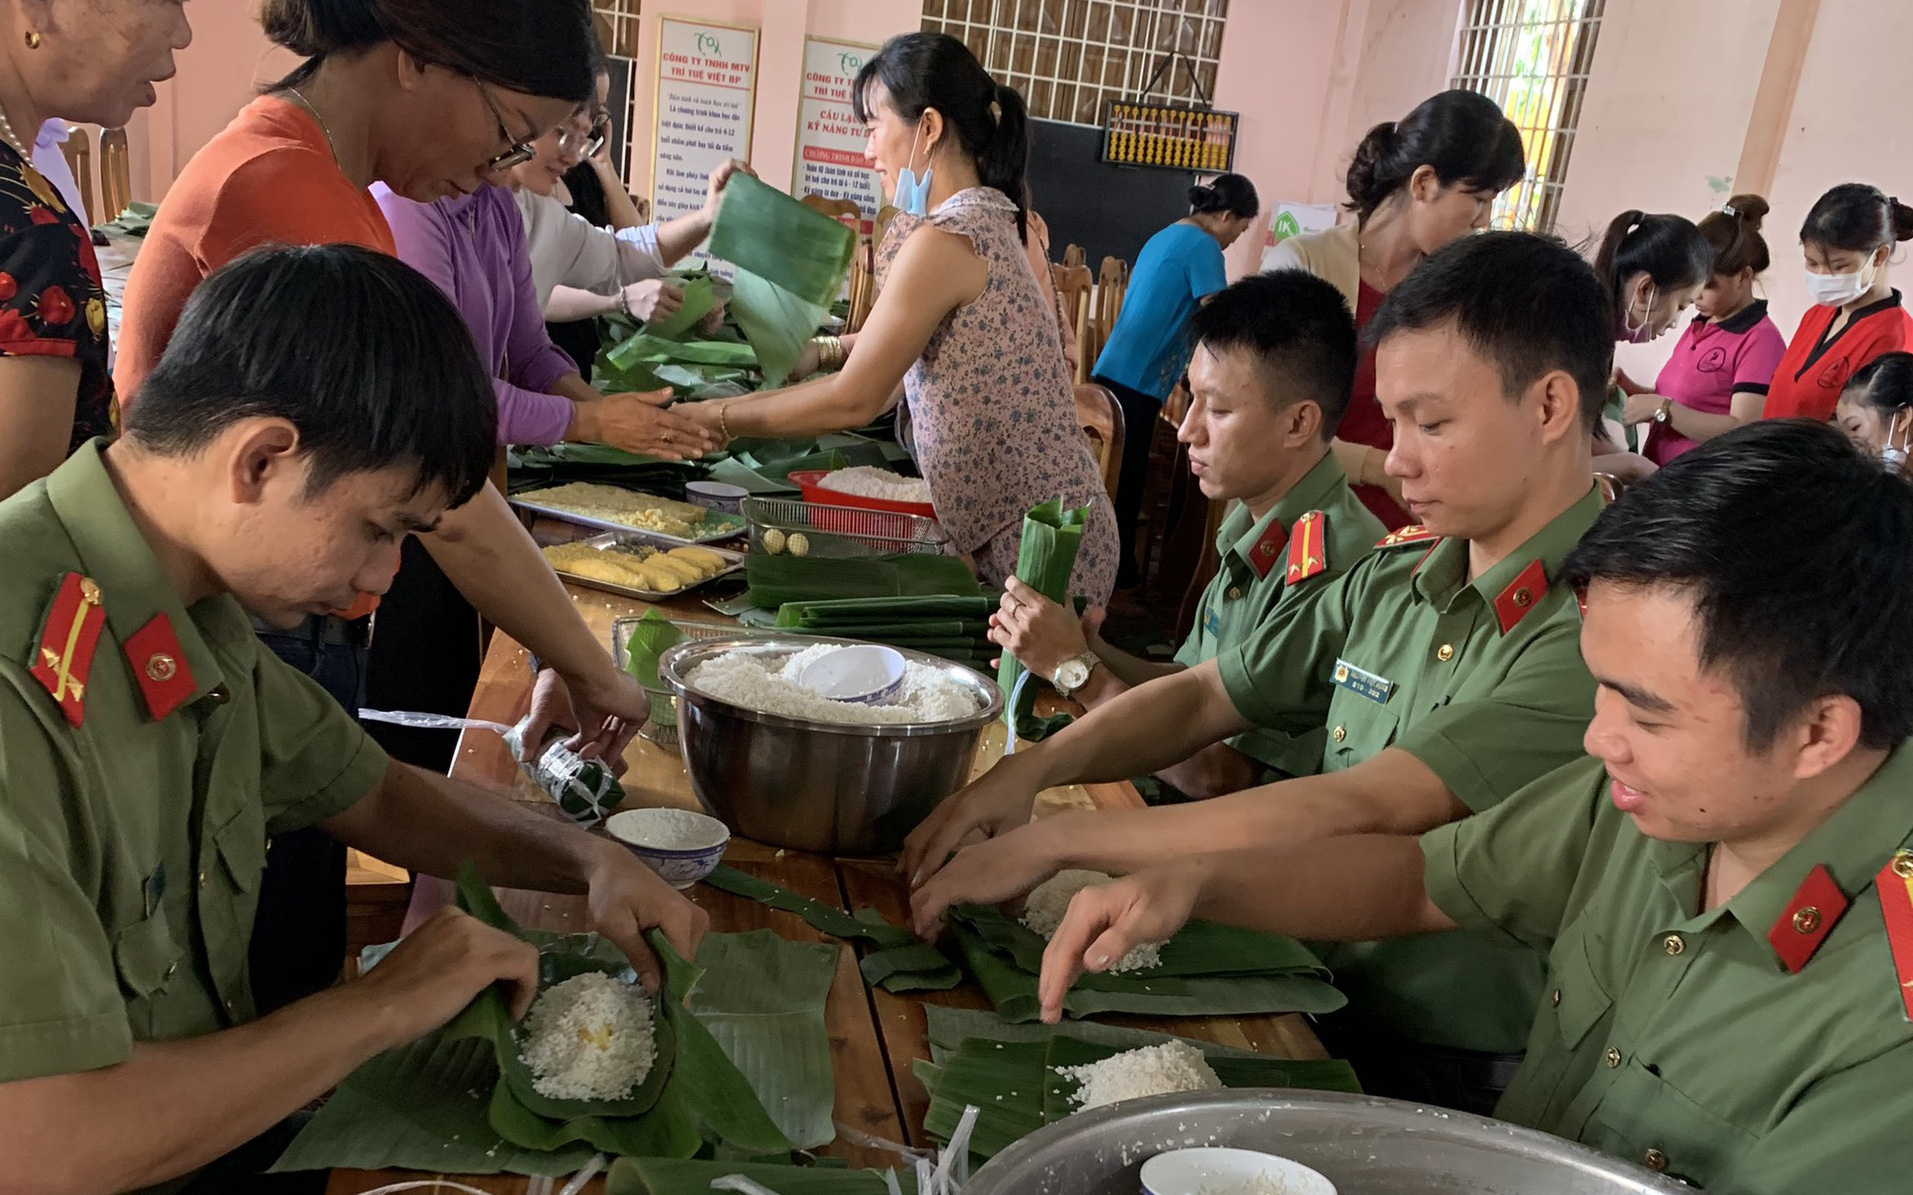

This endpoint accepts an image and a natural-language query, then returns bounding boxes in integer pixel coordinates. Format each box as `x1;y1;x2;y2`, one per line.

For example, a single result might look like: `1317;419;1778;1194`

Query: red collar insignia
125;613;197;721
1492;559;1549;635
1767;863;1850;974
1247;518;1289;580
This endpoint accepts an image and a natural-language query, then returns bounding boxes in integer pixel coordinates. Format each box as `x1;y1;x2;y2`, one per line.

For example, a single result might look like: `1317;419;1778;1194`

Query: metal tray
739;495;950;558
512;489;749;546
539;530;745;601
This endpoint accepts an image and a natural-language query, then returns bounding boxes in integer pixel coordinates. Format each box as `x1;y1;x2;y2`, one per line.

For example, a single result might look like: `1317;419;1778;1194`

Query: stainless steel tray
539;530;745;601
512;489;749;546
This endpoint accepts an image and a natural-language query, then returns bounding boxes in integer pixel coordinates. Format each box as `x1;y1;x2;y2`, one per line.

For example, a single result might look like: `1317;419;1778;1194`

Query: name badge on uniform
1332;658;1394;705
1204;608;1222;638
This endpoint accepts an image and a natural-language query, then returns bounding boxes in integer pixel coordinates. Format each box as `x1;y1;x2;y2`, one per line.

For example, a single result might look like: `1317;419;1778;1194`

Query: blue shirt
1092;222;1228;402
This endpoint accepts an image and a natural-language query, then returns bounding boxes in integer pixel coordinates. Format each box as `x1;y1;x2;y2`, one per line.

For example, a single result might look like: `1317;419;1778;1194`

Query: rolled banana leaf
993;499;1087;726
710;172;857;308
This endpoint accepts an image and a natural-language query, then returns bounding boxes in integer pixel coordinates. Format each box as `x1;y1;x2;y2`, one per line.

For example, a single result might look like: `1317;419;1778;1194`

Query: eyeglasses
472;77;537;172
558;115;612;159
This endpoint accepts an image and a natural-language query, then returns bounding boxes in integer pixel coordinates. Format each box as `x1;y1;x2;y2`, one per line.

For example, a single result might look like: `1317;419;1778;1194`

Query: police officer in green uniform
0;246;706;1195
963;271;1383;803
908;233;1615;1112
1043;419;1913;1193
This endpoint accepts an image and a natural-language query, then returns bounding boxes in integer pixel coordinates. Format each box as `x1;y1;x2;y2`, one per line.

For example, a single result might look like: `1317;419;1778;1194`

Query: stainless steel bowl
660;634;1003;853
964;1090;1690;1195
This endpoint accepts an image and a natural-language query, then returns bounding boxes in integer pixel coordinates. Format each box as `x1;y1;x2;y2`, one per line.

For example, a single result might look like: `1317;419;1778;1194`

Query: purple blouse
373;183;577;446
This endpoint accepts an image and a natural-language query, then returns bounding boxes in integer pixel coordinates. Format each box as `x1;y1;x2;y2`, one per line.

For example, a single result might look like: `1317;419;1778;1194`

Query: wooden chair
799;193;862;228
846;236;878;332
1089;255;1130;364
874;204;901;249
1073;382;1126;500
58;125;93;221
1051;264;1093;384
99;127;131;222
1062;243;1086;270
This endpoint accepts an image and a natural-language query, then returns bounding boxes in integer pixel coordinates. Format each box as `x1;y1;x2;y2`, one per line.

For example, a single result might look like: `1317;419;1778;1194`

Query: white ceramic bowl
797;643;906;705
605;808;731;889
1141;1147;1338;1195
684;480;749;515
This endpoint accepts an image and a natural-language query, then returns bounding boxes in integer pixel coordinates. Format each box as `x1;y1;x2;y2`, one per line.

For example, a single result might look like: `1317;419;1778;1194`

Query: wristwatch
1051;651;1099;699
1653;398;1674;425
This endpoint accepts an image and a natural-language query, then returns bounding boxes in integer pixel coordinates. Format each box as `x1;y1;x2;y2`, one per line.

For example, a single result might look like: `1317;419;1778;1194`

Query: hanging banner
651;16;759;227
1258;201;1341;271
792;36;882;234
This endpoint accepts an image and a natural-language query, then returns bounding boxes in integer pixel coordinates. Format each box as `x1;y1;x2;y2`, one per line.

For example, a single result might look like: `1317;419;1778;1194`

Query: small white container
605;808;731;889
684;481;748;516
797;644;906;705
1141;1147;1338;1195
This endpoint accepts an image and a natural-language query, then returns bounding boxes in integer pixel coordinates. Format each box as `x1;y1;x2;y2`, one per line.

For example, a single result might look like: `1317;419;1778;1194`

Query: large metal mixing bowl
964;1090;1690;1195
660;634;1003;854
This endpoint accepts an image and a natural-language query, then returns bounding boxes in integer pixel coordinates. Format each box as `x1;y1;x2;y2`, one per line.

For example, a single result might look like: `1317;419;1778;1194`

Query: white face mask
1885;409;1910;470
1805;251;1881;307
1622;283;1658;343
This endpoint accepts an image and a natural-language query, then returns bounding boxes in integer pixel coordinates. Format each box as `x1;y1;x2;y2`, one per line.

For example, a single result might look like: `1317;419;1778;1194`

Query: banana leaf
608;1156;919;1195
994;500;1088;726
684;931;838;1149
710;172;857;308
607;329;760;373
647;274;718;340
950;901;1329;980
774;596;995;627
746;554;983;608
622;609;684;695
943;904;1345;1024
732;267;827;387
702;865;962;992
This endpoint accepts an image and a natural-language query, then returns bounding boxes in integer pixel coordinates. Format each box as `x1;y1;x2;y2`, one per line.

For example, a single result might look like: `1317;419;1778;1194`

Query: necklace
0;103;34;163
283;86;341;167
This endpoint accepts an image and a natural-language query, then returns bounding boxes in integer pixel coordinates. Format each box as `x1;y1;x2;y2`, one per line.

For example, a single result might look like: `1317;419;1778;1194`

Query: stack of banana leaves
913;1007;1361;1166
268;866;840;1179
772;595;996;666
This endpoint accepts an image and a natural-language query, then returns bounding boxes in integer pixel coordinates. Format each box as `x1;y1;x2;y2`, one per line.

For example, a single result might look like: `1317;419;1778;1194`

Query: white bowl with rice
605;808;731;889
660;634;1003;854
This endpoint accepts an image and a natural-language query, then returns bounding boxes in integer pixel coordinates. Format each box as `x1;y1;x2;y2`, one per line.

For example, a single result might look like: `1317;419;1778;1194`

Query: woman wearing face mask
1589;210;1709;480
1620;196;1787;465
685;33;1118;605
1764;183;1913;423
1089;173;1256;584
1834;351;1913;474
116;0;660;1016
0;0;192;499
1267;90;1525;528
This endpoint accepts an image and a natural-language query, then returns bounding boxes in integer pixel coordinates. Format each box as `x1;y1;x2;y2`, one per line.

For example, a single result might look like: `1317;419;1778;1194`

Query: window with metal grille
922;1;1230;129
1451;0;1605;233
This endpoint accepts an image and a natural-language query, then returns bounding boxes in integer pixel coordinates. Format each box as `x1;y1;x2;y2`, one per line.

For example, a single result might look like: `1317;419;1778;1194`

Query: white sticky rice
817;466;934;505
1020;869;1165;973
1055;1039;1221;1112
685;643;982;725
518;971;657;1101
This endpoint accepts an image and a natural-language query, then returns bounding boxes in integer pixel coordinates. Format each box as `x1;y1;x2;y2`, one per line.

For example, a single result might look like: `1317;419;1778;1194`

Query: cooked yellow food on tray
523;483;737;540
541;541;730;594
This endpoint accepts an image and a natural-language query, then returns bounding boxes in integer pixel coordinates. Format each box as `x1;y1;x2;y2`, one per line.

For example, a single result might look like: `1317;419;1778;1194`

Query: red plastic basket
789;469;938;519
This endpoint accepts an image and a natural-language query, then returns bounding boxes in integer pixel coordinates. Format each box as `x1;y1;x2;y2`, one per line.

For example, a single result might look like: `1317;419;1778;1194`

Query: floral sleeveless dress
877;187;1119;605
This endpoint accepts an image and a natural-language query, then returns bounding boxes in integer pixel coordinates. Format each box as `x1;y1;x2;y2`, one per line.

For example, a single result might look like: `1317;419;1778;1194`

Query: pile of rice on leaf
1019;870;1164;974
519;972;657;1101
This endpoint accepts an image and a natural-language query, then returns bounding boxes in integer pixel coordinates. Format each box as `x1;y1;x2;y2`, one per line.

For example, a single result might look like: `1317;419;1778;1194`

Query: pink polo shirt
1645;300;1787;465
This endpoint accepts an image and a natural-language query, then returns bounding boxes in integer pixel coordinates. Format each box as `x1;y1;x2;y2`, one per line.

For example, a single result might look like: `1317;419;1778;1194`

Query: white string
710;1177;788;1195
353;1182;497;1195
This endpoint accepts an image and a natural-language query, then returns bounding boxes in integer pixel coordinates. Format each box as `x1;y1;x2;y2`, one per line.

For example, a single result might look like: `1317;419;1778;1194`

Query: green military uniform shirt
1423;750;1913;1192
0;446;388;1100
1170;454;1384;778
1215;487;1605;1052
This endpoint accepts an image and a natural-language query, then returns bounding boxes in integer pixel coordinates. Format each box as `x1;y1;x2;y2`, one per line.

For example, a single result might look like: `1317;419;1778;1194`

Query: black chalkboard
1026;117;1195;268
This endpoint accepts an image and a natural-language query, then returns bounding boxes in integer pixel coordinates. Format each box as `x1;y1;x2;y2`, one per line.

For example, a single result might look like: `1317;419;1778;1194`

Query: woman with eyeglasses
115;0;672;1017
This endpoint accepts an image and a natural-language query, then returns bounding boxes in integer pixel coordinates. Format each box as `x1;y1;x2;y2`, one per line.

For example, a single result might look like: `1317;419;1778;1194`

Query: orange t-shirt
1763;291;1913;422
118;95;398;620
115;95;397;404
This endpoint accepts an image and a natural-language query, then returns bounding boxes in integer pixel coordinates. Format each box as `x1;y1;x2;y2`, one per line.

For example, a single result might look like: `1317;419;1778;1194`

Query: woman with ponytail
688;32;1118;605
1620;196;1786;464
1090;172;1257;585
115;0;665;1019
1764;183;1913;422
1587;210;1709;479
1268;90;1524;528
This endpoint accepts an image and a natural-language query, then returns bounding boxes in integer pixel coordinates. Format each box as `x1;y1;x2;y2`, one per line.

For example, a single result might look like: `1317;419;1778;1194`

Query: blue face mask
894;120;934;217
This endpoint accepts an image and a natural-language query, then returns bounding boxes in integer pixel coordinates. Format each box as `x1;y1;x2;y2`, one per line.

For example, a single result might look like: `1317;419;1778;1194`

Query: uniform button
145;652;178;683
1436;644;1454;662
1604;1047;1621;1068
1551;988;1562;1007
197;870;208;888
1793;906;1821;934
1512;587;1534;608
207;684;231;705
1226;587;1243;601
1894;854;1913;880
1331;725;1347;743
163;962;177;980
1663;933;1684;956
1643;1148;1668;1172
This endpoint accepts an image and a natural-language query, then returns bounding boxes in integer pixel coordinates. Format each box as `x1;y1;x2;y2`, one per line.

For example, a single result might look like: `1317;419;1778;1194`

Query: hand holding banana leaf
350;904;544;1038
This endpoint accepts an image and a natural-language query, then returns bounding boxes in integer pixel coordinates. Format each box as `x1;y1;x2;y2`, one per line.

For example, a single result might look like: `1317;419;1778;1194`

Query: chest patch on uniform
1876;850;1913;1020
29;572;106;727
1331;658;1393;705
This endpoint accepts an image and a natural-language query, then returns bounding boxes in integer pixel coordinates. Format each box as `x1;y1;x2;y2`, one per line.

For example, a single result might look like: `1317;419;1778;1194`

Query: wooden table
327;580;1326;1194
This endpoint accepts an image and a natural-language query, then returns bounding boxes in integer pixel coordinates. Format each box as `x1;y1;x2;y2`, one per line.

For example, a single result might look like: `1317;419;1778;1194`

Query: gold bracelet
717;401;734;441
